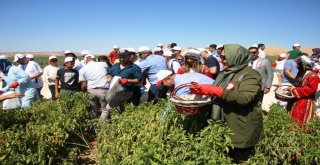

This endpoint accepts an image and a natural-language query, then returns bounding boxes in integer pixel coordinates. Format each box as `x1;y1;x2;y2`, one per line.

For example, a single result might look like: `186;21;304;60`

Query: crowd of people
1;42;320;163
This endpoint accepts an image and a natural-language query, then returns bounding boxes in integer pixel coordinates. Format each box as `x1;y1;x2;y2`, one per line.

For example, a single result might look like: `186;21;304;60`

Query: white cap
185;49;200;55
157;43;163;47
250;44;258;48
0;55;8;60
113;45;120;49
64;50;72;54
172;46;181;51
26;54;34;59
163;50;173;57
126;47;136;53
64;57;74;63
153;47;163;52
293;43;301;47
138;46;151;53
84;54;95;59
13;54;25;62
81;50;90;56
279;53;287;58
49;56;57;60
155;70;173;86
198;48;211;55
217;44;224;49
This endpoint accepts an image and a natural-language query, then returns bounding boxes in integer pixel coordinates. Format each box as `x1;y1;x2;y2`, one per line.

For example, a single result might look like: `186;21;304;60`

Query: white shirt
79;61;110;89
19;61;43;88
258;49;266;59
73;59;83;71
212;53;224;71
43;65;61;85
275;59;286;70
168;59;181;73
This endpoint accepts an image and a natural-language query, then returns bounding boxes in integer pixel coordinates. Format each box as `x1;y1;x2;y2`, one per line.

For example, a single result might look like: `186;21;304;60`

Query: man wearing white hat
168;46;183;74
138;46;169;102
287;43;302;59
0;57;37;108
258;43;266;59
80;50;90;67
14;53;43;99
275;53;287;86
153;47;163;55
43;56;61;99
155;70;214;97
26;54;34;61
156;43;164;50
199;48;220;79
55;57;80;98
79;54;110;118
64;50;83;71
109;45;120;64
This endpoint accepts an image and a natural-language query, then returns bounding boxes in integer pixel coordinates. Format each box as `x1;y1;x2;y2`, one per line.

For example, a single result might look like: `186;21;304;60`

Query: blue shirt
138;55;168;85
108;62;142;90
282;59;298;84
173;72;214;96
2;66;35;93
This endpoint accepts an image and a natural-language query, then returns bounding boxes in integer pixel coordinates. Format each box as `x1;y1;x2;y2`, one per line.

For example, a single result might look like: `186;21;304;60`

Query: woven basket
170;83;211;115
275;86;294;102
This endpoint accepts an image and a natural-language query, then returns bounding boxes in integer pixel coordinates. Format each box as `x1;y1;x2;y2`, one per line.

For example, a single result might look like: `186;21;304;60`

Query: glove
189;83;224;97
9;81;20;88
119;78;128;85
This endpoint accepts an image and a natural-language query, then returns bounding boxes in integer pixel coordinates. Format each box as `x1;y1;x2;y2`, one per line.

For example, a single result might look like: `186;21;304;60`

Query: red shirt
109;51;119;64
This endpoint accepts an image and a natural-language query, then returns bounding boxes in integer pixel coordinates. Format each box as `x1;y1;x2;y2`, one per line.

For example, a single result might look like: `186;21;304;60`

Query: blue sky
0;0;319;54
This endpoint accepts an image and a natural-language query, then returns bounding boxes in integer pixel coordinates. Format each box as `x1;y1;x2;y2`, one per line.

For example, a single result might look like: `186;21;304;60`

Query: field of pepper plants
0;93;319;164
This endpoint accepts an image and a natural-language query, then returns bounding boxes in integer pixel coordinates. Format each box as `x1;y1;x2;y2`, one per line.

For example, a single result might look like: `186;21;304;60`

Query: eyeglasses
250;51;258;54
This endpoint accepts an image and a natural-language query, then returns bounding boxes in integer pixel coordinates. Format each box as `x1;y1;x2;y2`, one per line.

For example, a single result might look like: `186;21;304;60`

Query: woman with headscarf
0;58;37;107
177;52;212;78
189;44;263;163
286;54;320;128
311;48;320;60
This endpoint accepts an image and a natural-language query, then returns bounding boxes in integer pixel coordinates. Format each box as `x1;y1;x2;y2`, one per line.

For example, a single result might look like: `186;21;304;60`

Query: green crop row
1;95;319;164
97;102;320;164
0;92;94;164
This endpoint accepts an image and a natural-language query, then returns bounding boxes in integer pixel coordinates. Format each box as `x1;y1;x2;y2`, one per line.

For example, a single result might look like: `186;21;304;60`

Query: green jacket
221;66;263;148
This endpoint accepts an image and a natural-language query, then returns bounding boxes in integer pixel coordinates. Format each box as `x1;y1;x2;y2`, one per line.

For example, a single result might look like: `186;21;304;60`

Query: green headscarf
214;44;252;87
211;44;252;120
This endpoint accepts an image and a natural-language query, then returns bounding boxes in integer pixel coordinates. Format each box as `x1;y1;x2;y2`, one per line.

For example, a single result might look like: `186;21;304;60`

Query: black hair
293;53;310;86
119;50;131;57
249;47;259;52
65;53;77;58
170;43;177;48
209;44;217;49
258;44;265;48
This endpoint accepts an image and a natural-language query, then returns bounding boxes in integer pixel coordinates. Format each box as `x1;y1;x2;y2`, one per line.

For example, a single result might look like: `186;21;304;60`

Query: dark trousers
128;86;142;106
48;85;56;99
148;84;169;104
228;147;255;164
